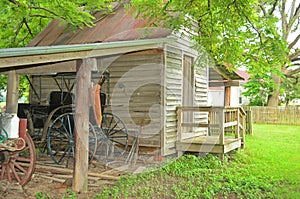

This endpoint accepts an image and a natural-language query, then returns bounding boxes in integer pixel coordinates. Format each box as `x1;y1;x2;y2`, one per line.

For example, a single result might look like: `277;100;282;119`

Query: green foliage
0;0;116;48
35;191;52;199
95;155;276;198
35;189;78;199
243;73;275;106
62;189;77;199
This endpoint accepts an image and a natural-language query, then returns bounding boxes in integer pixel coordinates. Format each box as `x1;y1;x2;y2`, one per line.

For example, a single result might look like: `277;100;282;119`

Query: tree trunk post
6;70;19;114
72;58;94;192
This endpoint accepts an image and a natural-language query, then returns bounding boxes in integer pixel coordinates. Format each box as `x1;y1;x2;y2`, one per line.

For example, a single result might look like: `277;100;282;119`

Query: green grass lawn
245;124;300;198
93;124;300;199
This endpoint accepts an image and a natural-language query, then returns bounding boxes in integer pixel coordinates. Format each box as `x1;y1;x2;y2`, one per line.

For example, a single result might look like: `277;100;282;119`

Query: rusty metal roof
28;5;171;47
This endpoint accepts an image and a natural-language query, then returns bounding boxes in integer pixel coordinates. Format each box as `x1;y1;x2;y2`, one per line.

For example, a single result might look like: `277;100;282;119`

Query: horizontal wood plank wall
163;45;209;156
30;50;164;149
247;106;300;125
164;46;183;155
193;63;209;135
101;49;164;148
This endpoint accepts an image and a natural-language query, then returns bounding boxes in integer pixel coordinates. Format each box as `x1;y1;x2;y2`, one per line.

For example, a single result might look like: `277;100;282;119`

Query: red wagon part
0;132;36;186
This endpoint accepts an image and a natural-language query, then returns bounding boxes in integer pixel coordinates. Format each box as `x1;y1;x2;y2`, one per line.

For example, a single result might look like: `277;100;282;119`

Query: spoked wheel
47;113;97;168
94;112;128;162
0;133;36;186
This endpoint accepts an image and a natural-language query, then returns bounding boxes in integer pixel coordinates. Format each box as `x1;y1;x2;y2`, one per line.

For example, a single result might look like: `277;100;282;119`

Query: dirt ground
0;155;164;199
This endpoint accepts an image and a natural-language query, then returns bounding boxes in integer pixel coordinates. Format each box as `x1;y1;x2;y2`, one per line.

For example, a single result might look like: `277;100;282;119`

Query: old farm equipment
0;114;36;186
17;71;129;168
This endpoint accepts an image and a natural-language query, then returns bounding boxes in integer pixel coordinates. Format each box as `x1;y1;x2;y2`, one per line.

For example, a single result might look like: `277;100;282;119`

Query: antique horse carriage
0;71;129;185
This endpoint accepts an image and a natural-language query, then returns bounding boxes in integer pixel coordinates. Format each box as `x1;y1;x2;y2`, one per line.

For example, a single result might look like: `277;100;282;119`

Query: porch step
176;136;242;154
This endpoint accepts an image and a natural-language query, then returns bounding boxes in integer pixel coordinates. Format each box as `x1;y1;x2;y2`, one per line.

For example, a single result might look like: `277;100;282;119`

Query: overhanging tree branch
288;33;300;49
29;6;60;17
8;0;21;6
23;18;33;37
236;3;263;46
269;0;278;15
285;66;300;77
13;18;25;43
281;0;288;39
289;49;300;60
286;1;300;36
30;14;54;19
289;0;297;23
258;1;267;16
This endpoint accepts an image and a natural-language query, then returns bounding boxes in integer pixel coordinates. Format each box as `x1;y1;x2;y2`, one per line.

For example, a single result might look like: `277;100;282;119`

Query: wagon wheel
47;113;97;168
0;133;36;186
94;112;128;162
42;104;74;141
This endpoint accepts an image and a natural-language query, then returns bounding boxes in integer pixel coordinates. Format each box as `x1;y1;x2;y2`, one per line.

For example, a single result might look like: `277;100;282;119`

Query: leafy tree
0;0;115;48
0;0;116;98
242;73;275;106
128;0;300;106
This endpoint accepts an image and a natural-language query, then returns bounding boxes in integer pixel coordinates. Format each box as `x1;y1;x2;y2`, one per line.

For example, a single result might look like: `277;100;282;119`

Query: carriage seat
48;91;74;115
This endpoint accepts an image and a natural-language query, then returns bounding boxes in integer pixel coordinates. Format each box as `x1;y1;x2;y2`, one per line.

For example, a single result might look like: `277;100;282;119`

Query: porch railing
176;106;246;147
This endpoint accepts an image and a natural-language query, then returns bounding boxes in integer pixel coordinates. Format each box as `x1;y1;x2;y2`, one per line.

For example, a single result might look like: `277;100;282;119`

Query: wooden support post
177;107;182;142
219;108;224;145
72;58;94;192
6;70;19;113
236;109;240;139
241;113;246;149
247;109;253;135
176;107;182;157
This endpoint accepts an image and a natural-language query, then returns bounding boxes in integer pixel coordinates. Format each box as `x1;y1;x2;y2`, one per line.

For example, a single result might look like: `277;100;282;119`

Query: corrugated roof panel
28;4;171;47
28;20;66;47
38;21;68;46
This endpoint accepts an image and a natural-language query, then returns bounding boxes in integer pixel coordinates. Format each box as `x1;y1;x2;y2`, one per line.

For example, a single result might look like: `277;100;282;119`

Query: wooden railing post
219;108;224;145
236;108;240;139
177;107;182;142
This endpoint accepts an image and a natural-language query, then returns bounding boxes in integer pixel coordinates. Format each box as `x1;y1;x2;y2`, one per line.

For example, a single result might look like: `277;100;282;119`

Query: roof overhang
0;38;175;73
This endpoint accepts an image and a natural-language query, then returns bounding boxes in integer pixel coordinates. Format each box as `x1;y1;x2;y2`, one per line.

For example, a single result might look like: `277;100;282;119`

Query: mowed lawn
246;124;300;198
47;124;297;199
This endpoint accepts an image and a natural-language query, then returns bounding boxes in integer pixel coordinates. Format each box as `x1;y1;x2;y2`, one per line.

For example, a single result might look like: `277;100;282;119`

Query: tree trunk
267;74;281;106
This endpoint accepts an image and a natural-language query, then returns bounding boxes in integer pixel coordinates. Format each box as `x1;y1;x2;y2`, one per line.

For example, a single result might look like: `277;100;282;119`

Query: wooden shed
16;4;209;156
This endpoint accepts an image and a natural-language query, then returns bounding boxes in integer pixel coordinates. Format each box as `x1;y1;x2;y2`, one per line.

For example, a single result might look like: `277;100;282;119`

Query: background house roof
209;65;244;81
28;4;171;47
236;70;250;83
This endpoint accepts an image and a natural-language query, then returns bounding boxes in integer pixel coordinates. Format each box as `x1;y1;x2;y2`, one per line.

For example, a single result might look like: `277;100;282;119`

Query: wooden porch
176;106;246;159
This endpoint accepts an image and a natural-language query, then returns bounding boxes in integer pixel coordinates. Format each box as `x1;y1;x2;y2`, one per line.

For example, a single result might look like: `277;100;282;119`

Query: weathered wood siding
163;45;183;155
30;50;164;148
98;49;164;148
163;44;208;156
